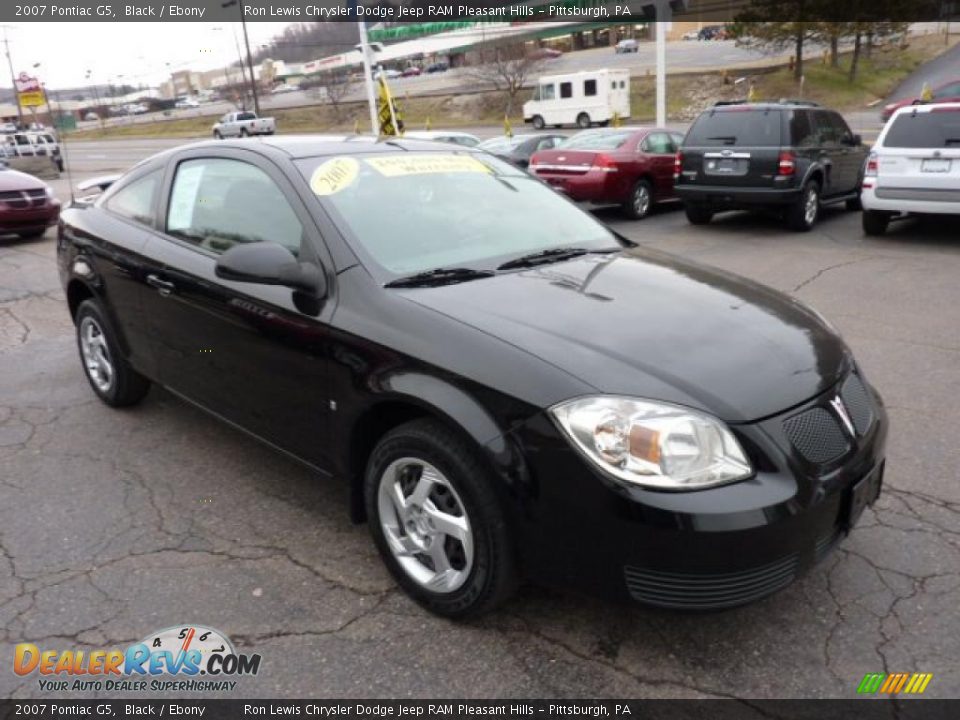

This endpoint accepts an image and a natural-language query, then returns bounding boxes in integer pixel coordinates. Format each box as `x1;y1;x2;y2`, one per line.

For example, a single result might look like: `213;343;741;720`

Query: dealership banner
1;700;959;719
0;0;954;22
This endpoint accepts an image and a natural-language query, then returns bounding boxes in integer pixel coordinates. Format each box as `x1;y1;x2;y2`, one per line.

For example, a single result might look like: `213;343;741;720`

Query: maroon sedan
0;165;60;239
881;79;960;122
529;127;685;219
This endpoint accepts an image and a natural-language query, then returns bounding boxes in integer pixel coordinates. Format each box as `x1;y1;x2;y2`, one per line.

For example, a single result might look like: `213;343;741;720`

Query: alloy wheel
79;316;114;393
634;184;651;217
804;186;819;226
377;458;474;593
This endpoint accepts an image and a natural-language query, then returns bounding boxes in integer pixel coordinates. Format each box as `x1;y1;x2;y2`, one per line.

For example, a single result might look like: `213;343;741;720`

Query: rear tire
576;113;591;129
684;203;714;225
862;209;890;236
213;130;222;140
75;299;150;408
787;180;820;232
240;128;249;137
531;115;545;130
364;419;517;619
623;179;653;219
17;229;45;239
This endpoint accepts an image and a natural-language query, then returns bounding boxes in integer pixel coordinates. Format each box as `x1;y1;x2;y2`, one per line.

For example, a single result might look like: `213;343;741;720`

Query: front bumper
0;201;60;233
508;374;888;610
675;184;801;208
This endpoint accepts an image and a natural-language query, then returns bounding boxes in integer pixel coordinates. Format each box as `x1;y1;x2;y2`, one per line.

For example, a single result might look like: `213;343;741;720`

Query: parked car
0;166;59;238
524;69;630;130
614;39;639;54
83;112;99;122
528;47;563;61
401;66;422;78
0;122;17;134
698;25;726;40
682;30;700;41
530;127;684;218
374;68;402;80
2;133;39;158
674;101;867;231
212;111;276;139
175;97;201;108
403;131;481;147
57;135;887;617
479;133;567;169
861;102;960;235
270;84;298;94
880;79;960;122
425;62;449;74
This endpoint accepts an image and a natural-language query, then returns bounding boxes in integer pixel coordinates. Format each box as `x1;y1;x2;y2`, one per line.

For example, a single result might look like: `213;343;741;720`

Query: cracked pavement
2;173;959;700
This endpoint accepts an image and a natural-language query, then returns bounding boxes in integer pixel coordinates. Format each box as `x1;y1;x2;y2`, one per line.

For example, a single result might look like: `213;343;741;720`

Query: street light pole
221;0;259;115
655;3;670;128
1;25;24;129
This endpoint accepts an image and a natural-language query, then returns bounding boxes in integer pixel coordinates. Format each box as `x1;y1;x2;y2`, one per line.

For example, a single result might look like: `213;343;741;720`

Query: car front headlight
550;396;752;491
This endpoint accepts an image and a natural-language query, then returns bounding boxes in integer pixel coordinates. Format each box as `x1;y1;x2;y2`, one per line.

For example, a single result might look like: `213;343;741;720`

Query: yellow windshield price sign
365;154;492;178
310;157;359;196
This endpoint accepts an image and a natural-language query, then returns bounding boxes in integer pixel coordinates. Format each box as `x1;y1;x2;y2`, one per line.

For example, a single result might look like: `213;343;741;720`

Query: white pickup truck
212;111;276;139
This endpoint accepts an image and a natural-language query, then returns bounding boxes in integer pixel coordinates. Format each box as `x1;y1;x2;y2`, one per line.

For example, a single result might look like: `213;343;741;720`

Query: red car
881;79;960;121
401;66;422;78
529;127;685;219
0;165;60;239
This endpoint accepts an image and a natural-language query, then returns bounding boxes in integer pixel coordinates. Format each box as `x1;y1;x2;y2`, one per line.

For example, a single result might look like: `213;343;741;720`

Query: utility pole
655;4;670;128
1;25;24;129
221;0;259;115
350;0;379;135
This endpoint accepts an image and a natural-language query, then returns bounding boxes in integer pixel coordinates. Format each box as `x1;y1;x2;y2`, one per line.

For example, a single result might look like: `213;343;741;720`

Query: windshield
297;152;617;278
686;109;782;147
884;110;960;148
559;131;633;150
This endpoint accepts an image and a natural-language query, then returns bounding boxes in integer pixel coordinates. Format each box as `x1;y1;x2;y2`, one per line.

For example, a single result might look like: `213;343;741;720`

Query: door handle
146;274;175;296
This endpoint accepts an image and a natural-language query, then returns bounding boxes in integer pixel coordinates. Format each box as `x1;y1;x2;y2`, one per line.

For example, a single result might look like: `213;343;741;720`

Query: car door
827;111;864;193
813;111;858;196
639;131;678;199
138;149;336;469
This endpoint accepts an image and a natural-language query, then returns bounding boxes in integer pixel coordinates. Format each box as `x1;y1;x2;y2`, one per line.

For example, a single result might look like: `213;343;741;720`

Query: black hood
401;250;851;423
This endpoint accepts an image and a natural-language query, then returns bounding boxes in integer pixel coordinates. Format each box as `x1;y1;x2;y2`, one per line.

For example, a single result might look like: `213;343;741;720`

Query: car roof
150;134;485;163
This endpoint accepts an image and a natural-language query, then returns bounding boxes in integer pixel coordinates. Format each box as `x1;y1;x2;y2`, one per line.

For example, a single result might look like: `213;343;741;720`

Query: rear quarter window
883;111;960;148
685;109;782;147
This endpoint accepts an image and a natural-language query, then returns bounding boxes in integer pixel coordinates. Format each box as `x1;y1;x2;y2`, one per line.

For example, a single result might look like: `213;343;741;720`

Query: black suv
674;101;868;231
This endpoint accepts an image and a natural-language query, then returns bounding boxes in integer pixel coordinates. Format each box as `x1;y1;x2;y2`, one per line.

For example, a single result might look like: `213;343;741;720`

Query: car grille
0;189;47;209
624;554;799;609
782;373;874;465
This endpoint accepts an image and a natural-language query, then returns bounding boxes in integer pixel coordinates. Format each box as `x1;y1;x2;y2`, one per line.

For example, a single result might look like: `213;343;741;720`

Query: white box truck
523;69;630;130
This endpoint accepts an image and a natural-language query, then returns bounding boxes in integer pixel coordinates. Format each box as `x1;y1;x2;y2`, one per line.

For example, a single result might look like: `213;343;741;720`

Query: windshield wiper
385;267;495;288
497;247;611;271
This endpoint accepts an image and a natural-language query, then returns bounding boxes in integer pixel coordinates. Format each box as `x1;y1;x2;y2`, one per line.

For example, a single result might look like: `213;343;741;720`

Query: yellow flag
747;83;757;102
353;118;360;134
920;82;933;102
503;114;513;138
425;116;432;131
377;75;403;136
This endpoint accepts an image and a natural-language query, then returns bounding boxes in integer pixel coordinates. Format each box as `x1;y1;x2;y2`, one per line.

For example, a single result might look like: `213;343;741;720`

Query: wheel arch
343;379;531;525
66;278;96;323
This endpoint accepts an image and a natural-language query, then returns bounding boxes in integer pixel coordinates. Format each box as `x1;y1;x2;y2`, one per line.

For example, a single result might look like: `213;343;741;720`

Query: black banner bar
1;700;959;720
0;1;955;23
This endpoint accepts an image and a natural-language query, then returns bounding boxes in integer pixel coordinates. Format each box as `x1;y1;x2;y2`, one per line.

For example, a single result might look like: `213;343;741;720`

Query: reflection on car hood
402;250;850;423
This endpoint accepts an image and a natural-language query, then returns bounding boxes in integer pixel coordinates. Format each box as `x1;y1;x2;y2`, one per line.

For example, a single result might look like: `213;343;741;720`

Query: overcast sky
2;22;296;91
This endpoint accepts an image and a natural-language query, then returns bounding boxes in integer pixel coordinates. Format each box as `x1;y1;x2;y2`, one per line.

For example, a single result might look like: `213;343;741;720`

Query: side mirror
215;242;326;297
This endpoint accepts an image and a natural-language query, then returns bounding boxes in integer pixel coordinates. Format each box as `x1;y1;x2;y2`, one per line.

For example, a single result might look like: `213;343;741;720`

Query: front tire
531;115;545;130
17;229;45;239
213;130;222;140
623;179;653;219
862;209;890;236
576;112;591;129
787;180;820;232
75;299;150;408
240;128;249;137
684;203;714;225
365;419;517;619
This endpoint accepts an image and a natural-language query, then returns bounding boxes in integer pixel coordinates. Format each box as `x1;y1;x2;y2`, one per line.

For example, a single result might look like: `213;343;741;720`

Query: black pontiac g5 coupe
58;136;887;617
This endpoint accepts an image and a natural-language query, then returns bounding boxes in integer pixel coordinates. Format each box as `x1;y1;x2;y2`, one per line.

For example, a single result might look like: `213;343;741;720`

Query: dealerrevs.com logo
14;625;262;693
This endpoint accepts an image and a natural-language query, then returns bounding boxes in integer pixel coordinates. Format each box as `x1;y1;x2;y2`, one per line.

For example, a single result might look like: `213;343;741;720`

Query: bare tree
218;81;255;111
302;71;354;121
466;42;545;116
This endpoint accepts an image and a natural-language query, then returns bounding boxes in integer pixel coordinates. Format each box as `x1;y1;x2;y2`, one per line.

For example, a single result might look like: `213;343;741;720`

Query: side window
540;84;556;101
813;111;839;144
166;158;303;257
831;112;853;142
531;85;541;101
790;110;816;147
620;80;626;89
560;82;573;99
643;132;673;154
934;83;960;99
670;132;685;149
105;170;162;227
584;79;597;97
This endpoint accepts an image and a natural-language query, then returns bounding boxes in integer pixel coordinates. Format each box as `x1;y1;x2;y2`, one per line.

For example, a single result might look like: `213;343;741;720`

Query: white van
523;69;630;130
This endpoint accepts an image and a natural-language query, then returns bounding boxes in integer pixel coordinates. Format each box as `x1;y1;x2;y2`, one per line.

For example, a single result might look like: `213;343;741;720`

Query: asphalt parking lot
1;173;959;700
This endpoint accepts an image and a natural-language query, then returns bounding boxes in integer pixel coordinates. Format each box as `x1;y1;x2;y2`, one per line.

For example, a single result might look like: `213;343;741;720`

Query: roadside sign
15;73;45;108
19;90;45;107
